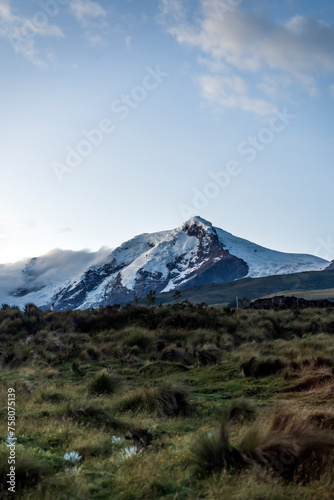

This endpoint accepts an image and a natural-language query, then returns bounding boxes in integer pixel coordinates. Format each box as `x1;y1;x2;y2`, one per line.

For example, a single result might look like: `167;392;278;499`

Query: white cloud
199;74;277;116
70;0;107;28
157;0;185;24
0;0;13;22
160;0;334;114
0;0;64;66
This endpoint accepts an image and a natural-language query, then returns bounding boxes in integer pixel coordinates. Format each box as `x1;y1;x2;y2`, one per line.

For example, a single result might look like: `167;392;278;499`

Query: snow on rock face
0;217;329;310
214;227;327;278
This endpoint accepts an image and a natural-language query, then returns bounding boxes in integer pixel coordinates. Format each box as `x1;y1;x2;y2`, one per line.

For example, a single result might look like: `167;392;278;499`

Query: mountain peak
181;216;213;231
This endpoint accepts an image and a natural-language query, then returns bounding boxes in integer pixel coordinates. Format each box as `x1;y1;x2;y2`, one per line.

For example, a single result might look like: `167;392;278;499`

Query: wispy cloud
159;0;334;115
70;0;107;28
0;0;64;66
199;74;277;116
157;0;185;24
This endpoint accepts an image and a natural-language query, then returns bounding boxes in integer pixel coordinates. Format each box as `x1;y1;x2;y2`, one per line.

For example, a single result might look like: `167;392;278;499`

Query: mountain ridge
0;217;329;310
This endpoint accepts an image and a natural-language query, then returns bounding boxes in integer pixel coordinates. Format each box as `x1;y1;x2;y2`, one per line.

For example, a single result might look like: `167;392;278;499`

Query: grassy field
1;302;334;499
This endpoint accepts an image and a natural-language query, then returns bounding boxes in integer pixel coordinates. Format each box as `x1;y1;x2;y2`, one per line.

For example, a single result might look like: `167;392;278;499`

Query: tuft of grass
240;356;286;378
189;410;334;482
36;389;68;404
156;383;190;417
189;422;245;476
65;402;124;430
89;371;121;396
114;382;190;417
226;398;257;423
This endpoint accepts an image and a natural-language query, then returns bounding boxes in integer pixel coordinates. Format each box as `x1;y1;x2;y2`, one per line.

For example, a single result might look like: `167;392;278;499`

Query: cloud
199;74;277;116
0;0;64;66
0;247;111;302
157;0;185;24
70;0;107;28
160;0;334;114
0;0;13;22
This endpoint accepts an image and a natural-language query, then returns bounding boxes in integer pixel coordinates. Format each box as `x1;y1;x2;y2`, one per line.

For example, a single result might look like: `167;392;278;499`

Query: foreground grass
1;303;334;498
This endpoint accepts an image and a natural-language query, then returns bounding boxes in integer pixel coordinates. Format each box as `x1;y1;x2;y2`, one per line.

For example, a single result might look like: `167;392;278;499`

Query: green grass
1;303;334;498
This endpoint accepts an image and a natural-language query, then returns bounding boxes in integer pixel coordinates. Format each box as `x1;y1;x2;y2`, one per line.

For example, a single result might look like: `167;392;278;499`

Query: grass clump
115;382;189;417
240;356;286;378
189;410;334;482
225;398;257;423
89;371;120;396
189;424;245;476
65;402;124;430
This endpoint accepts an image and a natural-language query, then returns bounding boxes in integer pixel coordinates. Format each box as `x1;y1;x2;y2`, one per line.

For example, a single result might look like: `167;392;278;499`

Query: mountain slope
157;269;334;307
0;217;329;310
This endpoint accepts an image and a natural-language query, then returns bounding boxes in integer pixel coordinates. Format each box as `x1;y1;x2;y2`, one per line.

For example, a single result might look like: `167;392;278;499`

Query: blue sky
0;0;334;263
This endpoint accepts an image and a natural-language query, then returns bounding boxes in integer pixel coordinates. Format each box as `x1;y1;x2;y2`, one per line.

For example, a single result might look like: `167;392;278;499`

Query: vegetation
1;302;334;498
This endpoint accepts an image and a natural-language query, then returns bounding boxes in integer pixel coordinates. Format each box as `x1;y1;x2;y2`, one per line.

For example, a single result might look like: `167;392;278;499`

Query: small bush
89;372;120;396
189;423;245;476
116;386;157;414
226;398;257;423
115;383;189;417
157;383;190;417
240;356;286;378
189;410;334;482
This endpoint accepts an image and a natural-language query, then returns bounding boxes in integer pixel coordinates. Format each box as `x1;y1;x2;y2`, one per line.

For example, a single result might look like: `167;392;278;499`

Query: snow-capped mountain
0;217;329;310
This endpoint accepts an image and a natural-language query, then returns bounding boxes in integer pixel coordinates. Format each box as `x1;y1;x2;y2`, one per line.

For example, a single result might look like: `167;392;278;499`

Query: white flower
5;433;17;446
64;451;82;463
119;446;142;460
111;436;121;444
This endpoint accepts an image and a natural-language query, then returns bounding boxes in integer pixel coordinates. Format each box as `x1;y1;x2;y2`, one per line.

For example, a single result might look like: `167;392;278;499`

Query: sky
0;0;334;264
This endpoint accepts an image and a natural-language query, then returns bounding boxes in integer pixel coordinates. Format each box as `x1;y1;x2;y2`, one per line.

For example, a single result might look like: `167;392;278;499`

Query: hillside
158;269;334;306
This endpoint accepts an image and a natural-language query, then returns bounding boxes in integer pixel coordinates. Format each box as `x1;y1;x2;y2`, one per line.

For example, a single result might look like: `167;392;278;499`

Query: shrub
115;383;189;417
156;383;189;417
89;372;121;396
189;422;245;476
116;386;157;414
123;329;153;351
226;398;257;423
240;356;286;378
189;410;334;482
